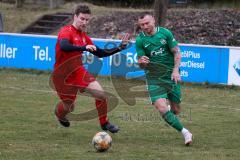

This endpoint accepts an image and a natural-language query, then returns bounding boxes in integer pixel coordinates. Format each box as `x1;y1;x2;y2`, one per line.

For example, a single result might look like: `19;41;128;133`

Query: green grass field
0;69;240;160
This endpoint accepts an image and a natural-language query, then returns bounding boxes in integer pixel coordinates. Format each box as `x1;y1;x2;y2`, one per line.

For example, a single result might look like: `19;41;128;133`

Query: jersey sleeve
164;29;178;49
135;36;146;57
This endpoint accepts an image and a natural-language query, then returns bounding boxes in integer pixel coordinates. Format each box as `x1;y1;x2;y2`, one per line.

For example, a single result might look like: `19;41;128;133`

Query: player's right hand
86;45;97;52
138;56;149;68
138;56;149;64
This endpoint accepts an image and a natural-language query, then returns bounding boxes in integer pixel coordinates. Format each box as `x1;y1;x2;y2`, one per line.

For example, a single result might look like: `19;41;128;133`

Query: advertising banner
0;33;236;85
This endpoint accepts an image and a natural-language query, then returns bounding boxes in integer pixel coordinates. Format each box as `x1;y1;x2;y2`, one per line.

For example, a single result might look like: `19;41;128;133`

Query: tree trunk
15;0;25;8
153;0;169;26
0;13;3;32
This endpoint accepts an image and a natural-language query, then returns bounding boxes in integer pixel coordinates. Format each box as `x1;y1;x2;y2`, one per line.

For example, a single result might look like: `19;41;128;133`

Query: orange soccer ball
92;131;112;152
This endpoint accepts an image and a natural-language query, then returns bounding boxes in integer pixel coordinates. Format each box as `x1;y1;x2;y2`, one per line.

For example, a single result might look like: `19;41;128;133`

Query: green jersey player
136;13;193;146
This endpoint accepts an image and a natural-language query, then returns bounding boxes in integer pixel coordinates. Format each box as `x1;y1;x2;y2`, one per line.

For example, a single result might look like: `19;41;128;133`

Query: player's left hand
119;33;131;50
86;45;97;52
171;69;181;84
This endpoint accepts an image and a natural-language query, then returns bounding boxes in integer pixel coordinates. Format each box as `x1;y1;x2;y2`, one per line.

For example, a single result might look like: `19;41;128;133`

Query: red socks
55;102;70;119
56;99;108;125
95;99;108;126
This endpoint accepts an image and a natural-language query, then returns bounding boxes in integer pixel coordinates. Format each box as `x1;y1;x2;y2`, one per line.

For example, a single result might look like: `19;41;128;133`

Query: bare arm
171;46;181;83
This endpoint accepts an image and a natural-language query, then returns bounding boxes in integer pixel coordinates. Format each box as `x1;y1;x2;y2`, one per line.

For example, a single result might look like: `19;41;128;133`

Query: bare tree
0;13;3;32
15;0;25;8
153;0;169;26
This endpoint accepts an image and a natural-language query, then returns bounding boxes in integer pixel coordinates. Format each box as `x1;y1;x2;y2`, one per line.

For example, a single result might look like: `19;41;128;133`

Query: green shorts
147;80;181;104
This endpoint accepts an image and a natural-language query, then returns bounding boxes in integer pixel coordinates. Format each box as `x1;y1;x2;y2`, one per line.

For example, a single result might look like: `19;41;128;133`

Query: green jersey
136;27;181;103
136;27;178;81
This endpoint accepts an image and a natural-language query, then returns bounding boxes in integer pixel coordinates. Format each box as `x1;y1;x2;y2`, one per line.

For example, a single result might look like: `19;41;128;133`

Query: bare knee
157;105;169;114
86;81;107;100
95;92;107;101
154;98;169;115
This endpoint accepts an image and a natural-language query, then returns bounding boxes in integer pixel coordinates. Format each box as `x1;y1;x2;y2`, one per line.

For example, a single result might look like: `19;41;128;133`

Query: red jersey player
52;5;130;133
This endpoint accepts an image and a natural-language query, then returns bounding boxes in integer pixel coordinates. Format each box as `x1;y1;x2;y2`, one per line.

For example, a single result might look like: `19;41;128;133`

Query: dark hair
74;5;91;16
138;12;154;20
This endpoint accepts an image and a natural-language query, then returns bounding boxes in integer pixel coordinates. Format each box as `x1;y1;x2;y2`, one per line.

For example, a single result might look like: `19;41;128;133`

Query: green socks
162;110;183;132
